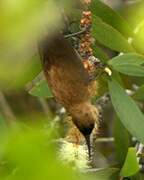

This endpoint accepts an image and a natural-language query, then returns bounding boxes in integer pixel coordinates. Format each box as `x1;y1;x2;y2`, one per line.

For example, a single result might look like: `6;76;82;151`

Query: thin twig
95;137;114;143
65;28;88;39
53;137;115;144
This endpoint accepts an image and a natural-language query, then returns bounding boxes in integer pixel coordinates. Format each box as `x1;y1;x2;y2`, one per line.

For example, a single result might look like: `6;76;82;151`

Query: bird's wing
40;34;92;107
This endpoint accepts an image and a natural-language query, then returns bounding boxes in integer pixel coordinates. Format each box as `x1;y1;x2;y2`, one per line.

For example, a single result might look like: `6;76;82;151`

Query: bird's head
69;103;99;158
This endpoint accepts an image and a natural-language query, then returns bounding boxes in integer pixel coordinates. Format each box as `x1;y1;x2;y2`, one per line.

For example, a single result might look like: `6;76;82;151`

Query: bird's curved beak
84;135;91;159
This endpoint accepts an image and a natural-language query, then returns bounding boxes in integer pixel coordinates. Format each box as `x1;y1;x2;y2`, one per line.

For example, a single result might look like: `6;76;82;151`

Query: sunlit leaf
120;148;139;177
126;1;144;30
132;21;144;54
90;0;133;37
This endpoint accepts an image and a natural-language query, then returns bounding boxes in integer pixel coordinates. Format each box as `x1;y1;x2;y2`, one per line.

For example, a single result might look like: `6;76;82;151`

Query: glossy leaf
92;16;134;53
29;79;53;98
120;148;139;177
108;78;144;144
90;0;133;37
108;53;144;76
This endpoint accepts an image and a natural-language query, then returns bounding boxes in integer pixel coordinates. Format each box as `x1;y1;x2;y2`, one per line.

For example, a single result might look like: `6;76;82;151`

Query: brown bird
39;33;99;158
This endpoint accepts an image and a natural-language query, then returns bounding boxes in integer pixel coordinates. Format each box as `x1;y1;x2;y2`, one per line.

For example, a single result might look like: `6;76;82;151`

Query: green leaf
132;21;144;54
92;16;134;53
108;78;144;144
90;0;133;37
133;85;144;101
120;148;139;177
108;53;144;76
86;168;120;180
29;79;53;98
114;117;131;167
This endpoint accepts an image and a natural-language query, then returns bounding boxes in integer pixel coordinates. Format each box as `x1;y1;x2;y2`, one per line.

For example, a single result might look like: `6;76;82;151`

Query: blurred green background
0;0;144;180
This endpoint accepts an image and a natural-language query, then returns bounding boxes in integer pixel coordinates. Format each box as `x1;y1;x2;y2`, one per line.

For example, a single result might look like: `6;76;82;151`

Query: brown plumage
39;33;99;157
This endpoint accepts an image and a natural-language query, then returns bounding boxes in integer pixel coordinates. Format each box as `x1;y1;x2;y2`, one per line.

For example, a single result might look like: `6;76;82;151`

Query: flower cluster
78;1;94;74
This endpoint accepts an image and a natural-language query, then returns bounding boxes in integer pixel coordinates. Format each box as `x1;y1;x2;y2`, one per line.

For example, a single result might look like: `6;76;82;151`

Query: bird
39;33;99;158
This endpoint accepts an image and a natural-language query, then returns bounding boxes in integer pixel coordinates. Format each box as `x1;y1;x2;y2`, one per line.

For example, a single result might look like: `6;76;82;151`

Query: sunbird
40;33;99;158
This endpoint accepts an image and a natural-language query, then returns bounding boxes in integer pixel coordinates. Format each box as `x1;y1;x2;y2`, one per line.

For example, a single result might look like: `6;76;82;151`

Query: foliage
29;79;53;98
120;148;139;177
0;0;144;179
